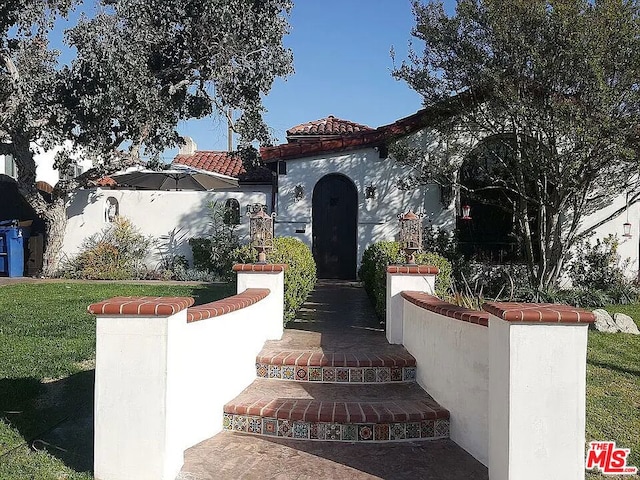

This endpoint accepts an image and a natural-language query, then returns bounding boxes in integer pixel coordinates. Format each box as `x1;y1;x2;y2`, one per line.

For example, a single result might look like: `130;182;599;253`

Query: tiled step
223;379;449;442
256;349;417;383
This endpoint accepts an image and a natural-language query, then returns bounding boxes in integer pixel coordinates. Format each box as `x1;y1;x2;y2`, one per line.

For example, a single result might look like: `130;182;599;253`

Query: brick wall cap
387;265;440;275
88;296;194;316
482;301;596;323
187;288;270;322
232;264;288;272
401;291;489;327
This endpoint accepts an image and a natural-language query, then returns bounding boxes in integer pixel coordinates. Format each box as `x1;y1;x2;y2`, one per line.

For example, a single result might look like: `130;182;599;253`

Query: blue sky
174;0;433;158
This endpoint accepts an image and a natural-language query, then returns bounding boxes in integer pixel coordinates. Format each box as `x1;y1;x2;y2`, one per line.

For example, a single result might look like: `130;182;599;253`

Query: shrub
58;216;151;279
566;235;638;305
458;262;531;300
232;237;316;323
171;264;219;282
189;237;213;270
423;225;475;288
188;201;241;281
358;241;452;320
569;236;633;290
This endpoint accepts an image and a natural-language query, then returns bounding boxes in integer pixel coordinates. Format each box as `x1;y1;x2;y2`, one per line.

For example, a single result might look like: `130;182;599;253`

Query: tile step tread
224;379;449;424
256;350;416;367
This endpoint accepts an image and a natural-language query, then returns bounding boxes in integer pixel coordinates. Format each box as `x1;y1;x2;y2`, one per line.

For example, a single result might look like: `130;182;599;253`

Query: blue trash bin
0;232;6;275
0;220;25;277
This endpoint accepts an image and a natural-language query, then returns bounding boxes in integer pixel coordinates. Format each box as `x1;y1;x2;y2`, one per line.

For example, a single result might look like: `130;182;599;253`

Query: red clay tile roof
174;151;244;177
93;176;117;187
261;90;480;162
286;115;373;137
173;151;273;183
260;130;387;162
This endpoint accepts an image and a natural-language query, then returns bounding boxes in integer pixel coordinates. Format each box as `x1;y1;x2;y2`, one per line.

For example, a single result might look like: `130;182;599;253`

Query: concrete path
180;280;488;480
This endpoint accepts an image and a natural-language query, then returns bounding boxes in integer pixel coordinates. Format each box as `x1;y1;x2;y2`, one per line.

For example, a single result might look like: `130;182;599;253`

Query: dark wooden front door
312;174;357;279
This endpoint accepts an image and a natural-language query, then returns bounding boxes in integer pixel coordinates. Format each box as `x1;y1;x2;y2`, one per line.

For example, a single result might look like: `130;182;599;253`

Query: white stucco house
59;114;450;277
52;106;640;280
258;111;639;280
259;115;448;279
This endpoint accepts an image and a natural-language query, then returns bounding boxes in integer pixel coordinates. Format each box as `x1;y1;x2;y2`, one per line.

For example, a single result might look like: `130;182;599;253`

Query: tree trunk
41;198;68;277
11;140;69;277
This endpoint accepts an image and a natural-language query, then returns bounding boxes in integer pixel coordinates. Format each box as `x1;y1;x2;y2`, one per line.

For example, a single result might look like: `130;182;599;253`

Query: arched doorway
312;174;357;279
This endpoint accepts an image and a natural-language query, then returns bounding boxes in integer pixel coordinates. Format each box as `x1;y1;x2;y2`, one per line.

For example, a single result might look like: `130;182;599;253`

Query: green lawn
583;306;640;479
0;281;232;480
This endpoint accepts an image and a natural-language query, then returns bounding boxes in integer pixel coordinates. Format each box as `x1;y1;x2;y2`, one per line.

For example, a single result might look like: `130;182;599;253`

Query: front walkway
180;280;488;480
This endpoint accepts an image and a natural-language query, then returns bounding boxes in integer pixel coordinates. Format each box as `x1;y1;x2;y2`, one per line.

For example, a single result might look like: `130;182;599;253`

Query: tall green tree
1;0;292;275
392;0;640;291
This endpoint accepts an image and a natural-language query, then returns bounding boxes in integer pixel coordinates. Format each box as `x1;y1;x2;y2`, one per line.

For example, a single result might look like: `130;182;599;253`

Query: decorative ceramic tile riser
256;364;417;383
223;413;449;442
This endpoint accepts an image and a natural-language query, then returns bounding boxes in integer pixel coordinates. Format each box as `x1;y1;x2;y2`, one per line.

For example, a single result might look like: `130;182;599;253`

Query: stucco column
90;296;194;480
484;302;595;480
233;263;287;340
385;265;439;344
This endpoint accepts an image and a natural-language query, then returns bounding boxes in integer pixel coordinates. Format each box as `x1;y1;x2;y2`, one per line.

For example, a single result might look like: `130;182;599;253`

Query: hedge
232;237;317;324
358;241;452;320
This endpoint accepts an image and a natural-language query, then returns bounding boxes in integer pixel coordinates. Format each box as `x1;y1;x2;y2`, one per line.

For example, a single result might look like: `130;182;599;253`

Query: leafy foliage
359;241;452;320
232;237;317;324
392;0;640;290
567;235;639;305
57;217;151;279
188;201;241;281
570;236;630;291
1;0;293;274
422;225;473;284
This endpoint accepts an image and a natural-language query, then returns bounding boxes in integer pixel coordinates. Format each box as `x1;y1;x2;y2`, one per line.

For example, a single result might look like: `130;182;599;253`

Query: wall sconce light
294;184;304;202
365;185;376;199
623;192;632;238
398;209;423;264
246;203;275;263
461;204;472;220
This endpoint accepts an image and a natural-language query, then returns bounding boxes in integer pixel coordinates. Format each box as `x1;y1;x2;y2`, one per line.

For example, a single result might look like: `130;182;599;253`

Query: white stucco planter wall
92;268;284;480
488;316;589;480
390;270;593;479
385;269;437;344
402;301;489;465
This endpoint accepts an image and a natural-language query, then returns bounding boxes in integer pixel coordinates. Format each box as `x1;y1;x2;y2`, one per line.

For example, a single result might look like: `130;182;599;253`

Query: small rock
613;313;640;335
592;309;620;333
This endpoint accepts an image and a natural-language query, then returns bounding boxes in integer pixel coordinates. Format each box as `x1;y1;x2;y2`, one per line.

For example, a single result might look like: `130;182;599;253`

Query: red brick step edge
224;398;448;424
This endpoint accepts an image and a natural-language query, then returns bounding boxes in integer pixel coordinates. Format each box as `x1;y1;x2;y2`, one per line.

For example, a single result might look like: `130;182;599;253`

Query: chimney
179;136;197;156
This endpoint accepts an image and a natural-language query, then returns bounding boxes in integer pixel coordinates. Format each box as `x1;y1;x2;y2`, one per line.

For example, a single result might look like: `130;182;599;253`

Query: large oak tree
1;0;293;275
392;0;640;291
